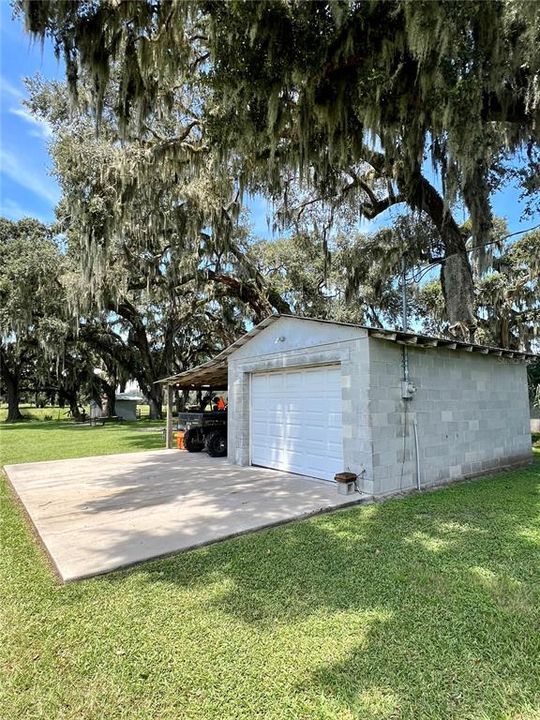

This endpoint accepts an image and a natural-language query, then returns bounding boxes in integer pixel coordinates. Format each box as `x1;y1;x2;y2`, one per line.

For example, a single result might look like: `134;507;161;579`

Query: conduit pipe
401;254;422;491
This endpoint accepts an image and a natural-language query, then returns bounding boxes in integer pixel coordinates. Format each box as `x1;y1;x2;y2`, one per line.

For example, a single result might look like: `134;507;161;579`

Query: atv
177;411;227;457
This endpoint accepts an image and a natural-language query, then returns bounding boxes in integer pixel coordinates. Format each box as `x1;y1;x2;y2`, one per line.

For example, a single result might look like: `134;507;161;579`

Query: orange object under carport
176;431;185;450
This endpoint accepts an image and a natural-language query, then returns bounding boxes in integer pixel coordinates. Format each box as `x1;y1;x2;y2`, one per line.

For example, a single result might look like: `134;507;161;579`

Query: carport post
165;383;173;449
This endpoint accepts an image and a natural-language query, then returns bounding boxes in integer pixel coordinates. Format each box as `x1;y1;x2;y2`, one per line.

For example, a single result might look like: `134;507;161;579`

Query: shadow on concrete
5;447;540;718
6;450;359;582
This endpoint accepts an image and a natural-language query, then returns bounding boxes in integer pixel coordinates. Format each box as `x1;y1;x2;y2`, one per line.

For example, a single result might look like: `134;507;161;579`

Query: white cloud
0;148;60;205
9;106;52;139
0;75;24;100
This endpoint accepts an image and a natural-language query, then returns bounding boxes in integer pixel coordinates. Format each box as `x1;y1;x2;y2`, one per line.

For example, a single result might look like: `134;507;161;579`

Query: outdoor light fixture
275;336;286;343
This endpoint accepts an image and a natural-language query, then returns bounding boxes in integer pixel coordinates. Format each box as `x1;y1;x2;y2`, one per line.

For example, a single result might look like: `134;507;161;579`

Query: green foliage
414;279;446;335
0;217;64;343
25;4;540;335
528;360;540;406
24;78;292;416
476;229;540;349
251;229;411;328
0;218;71;421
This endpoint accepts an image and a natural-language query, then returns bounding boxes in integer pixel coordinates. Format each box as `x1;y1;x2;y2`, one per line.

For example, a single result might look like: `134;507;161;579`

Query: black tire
183;428;204;452
205;430;227;458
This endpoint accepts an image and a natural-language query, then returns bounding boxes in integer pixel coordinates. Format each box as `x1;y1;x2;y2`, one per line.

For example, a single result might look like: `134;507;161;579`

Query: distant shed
115;393;143;421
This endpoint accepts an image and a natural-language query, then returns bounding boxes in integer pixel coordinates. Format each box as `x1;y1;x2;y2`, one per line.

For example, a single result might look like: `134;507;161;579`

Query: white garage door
250;365;343;481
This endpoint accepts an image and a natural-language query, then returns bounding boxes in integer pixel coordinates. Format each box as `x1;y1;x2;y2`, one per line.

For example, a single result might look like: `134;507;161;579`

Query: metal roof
158;314;538;388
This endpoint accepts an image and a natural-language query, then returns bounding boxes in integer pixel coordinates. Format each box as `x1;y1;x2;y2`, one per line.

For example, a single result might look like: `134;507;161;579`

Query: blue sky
0;2;534;237
0;2;64;223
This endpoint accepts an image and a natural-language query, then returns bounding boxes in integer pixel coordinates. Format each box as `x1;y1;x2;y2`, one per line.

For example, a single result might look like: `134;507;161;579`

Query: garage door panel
324;428;342;447
303;409;325;423
267;424;284;443
279;435;304;452
251;366;343;482
326;420;342;434
252;423;268;438
302;440;329;455
283;409;303;423
304;426;322;441
284;425;303;440
284;372;303;388
327;410;341;422
327;444;343;459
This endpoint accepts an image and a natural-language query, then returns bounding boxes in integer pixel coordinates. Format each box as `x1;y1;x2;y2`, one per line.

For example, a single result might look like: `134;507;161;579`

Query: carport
160;350;228;449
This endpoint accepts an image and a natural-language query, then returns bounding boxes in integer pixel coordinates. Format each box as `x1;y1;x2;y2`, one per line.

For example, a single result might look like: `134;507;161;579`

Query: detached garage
162;315;535;497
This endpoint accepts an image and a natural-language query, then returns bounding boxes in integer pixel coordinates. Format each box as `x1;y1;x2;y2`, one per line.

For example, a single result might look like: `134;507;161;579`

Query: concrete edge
4;452;536;584
63;493;371;584
2;468;64;585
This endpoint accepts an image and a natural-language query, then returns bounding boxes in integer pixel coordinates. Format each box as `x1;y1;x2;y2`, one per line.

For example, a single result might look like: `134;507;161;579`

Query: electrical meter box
401;380;416;400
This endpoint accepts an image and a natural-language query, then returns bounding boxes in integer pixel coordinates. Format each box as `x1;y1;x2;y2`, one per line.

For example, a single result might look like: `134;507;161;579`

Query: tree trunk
440;251;477;341
64;389;84;421
396;167;478;340
103;383;116;417
147;387;163;419
174;389;186;415
5;374;23;422
500;315;510;349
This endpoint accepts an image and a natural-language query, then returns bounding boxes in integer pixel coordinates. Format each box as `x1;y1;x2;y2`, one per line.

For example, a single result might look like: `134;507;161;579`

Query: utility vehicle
177;411;227;457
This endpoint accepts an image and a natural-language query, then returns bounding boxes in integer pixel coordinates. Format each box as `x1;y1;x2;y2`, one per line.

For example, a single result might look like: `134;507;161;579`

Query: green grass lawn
1;421;539;720
0;418;165;465
0;403;159;423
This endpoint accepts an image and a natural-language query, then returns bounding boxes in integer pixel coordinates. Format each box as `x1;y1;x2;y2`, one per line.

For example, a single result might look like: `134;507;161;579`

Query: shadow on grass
4;424;539;716
98;463;540;718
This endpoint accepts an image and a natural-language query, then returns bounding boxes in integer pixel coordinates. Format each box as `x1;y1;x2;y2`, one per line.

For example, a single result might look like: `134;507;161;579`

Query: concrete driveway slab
5;450;360;582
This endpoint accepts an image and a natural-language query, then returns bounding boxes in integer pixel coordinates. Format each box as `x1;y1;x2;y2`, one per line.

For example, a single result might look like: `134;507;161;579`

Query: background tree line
2;208;539;422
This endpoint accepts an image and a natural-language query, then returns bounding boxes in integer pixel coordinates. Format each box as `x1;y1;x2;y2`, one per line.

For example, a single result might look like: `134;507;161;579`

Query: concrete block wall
340;338;374;494
226;316;532;497
368;339;533;496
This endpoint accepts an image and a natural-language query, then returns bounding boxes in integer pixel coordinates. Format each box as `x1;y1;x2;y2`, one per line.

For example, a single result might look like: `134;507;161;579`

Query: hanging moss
17;0;540;335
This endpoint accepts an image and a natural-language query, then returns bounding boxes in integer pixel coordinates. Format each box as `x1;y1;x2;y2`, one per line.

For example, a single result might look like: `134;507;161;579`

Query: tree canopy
19;0;540;223
17;0;540;339
0;219;67;421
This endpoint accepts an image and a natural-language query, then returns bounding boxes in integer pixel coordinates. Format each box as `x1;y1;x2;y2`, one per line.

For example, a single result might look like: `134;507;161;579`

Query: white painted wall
231;317;366;361
227;317;372;489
